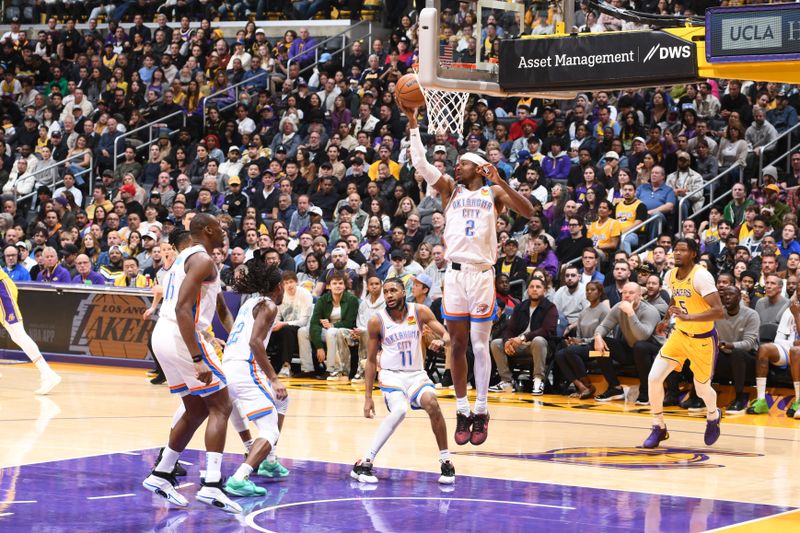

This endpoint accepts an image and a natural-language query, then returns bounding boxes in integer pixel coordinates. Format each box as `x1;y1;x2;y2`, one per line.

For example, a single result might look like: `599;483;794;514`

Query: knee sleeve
648;355;676;387
253;411;280;447
385;390;408;419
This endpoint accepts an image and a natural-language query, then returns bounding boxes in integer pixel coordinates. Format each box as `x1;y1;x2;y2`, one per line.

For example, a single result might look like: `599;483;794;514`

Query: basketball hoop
412;63;471;139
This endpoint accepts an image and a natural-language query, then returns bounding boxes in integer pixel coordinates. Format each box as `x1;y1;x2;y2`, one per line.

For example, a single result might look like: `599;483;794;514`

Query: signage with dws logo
707;3;800;63
499;31;697;92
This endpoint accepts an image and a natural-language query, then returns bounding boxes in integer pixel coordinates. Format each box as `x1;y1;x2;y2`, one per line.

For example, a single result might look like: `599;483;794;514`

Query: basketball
395;73;425;109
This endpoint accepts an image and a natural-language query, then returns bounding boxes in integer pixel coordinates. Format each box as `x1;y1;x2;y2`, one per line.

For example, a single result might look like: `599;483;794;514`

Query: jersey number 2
228;321;245;345
465;220;475;237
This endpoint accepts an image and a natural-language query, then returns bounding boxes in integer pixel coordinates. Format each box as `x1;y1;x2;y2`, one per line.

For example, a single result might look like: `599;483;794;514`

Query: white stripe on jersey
378;303;424;371
158;244;221;330
224;296;274;362
443;184;497;265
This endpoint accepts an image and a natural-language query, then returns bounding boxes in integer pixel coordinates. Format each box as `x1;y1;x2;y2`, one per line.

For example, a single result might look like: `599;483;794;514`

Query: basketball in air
395;73;425;109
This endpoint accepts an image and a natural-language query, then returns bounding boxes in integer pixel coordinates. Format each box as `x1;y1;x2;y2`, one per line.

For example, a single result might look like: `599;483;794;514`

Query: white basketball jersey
159;245;221;330
377;303;424;371
443;184;497;265
224;296;274;362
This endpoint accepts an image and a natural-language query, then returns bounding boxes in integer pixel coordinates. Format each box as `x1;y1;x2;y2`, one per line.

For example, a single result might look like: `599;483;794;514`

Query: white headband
460;152;488;167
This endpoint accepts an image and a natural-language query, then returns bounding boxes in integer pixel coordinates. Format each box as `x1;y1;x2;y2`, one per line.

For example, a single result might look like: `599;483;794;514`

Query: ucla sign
707;4;800;63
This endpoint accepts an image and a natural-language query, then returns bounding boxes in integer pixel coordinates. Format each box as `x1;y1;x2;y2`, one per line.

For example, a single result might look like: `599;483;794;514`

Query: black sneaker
438;460;455;484
725;393;748;414
154;447;187;477
595;387;625;402
680;394;705;411
150;373;166;385
663;393;681;407
635;392;649;406
440;370;453;388
350;459;378;483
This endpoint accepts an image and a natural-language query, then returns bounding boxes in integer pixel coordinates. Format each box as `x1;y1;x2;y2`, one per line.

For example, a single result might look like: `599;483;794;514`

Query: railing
677;163;744;235
288;20;373;78
200;70;270;136
113;109;187;171
758;121;800;183
14;152;94;206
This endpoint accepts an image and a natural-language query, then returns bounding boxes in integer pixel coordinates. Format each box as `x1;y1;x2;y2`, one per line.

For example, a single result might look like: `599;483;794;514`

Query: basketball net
412;64;470;140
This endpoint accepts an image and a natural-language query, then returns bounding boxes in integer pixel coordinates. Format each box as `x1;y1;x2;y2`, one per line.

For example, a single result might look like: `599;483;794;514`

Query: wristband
192;354;203;363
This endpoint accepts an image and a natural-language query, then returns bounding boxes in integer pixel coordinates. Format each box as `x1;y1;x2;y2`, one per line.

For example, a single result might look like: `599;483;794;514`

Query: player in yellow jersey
0;269;61;394
643;238;724;449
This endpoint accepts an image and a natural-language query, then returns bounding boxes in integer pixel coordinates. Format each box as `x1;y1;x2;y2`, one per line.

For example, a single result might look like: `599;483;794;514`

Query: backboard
417;0;576;99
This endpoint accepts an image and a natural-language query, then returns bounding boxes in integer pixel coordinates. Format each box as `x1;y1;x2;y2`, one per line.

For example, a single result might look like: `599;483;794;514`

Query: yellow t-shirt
368;159;401;181
614;199;644;233
588;218;621;249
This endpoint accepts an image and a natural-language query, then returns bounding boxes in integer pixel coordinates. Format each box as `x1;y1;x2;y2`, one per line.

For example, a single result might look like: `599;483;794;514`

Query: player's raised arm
363;315;383;419
483;164;536;219
398;102;453;200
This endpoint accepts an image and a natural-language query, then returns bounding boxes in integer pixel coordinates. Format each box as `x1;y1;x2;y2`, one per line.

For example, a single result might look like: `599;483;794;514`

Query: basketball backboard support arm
416;7;577;100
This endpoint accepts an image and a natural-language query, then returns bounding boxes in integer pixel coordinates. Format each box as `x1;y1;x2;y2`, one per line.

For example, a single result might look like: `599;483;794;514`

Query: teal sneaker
224;477;266;496
787;400;800;418
746;398;769;415
257;459;290;478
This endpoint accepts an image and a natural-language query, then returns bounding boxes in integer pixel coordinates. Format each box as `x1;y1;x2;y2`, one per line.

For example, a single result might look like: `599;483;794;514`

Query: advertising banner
0;286;243;365
499;31;698;92
706;4;800;63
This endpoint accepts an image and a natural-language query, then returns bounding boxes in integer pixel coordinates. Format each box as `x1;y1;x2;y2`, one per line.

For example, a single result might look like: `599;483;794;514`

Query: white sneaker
35;372;62;395
278;364;290;378
532;377;544;396
326;371;341;381
142;473;189;507
196;483;242;514
351;372;364;383
488;381;513;392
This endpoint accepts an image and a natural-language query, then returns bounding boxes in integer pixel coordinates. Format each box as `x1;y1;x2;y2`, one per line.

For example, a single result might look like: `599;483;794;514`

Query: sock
365;392;406;462
647;356;674;429
756;377;767;400
205;451;223;484
155;446;180;473
455;396;470;416
439;449;450;462
794;382;800;401
693;379;719;420
243;439;255;453
473;396;488;415
6;322;49;374
232;463;253;482
470;321;492;412
171;403;186;429
652;411;665;429
267;447;277;463
34;357;51;374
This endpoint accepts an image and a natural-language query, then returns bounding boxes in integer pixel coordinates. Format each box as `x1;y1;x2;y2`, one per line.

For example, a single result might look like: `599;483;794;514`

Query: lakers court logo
456;447;762;469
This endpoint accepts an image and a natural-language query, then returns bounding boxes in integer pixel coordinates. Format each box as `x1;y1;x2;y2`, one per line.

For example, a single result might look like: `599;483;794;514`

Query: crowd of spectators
1;1;800;413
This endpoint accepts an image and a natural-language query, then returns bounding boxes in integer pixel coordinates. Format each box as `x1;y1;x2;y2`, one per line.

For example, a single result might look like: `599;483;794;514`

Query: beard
386;298;406;312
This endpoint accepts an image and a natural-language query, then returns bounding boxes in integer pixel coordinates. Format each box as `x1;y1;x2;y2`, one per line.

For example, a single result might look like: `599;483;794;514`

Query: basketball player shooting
644;238;724;449
401;102;535;445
